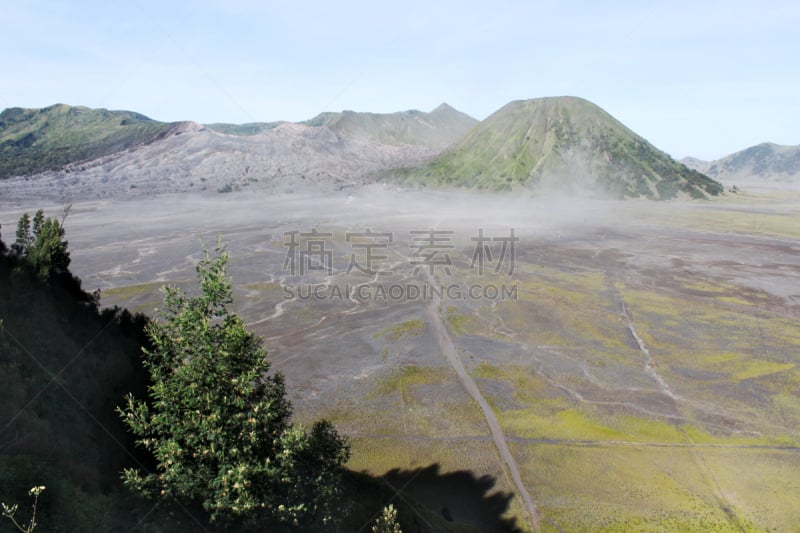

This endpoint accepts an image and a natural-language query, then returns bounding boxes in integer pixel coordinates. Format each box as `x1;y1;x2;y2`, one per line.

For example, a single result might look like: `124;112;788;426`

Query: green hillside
392;96;723;199
0;104;173;179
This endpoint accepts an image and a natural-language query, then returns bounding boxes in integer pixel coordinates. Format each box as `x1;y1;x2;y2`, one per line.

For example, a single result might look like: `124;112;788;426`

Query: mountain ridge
682;142;800;185
0;98;726;202
0;103;179;179
206;103;477;150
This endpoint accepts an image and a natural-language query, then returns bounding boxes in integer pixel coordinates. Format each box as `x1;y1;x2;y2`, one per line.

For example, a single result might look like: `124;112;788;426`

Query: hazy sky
2;0;798;159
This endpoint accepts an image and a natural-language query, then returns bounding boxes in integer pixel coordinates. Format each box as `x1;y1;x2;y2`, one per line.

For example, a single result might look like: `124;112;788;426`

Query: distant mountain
208;103;477;150
682;143;800;185
389;96;723;199
0;104;176;179
301;103;478;150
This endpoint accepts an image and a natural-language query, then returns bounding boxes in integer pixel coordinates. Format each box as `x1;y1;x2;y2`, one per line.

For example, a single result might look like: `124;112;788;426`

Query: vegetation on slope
390;96;723;199
0;210;151;530
0;104;174;179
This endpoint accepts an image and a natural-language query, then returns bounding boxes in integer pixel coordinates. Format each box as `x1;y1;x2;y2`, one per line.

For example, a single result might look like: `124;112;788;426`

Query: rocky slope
0;120;441;202
0;104;476;203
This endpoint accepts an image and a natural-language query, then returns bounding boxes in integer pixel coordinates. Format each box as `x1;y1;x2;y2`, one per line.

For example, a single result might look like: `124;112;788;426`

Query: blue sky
1;0;798;159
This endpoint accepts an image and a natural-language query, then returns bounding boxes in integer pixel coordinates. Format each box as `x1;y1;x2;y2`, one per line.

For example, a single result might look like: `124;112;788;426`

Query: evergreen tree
8;209;70;282
31;209;44;238
11;212;32;257
27;216;70;281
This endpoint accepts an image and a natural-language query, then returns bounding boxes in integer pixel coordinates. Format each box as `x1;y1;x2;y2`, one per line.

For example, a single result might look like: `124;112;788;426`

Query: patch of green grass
473;361;505;380
100;281;168;313
728;359;794;382
446;306;479;336
675;276;778;308
506;407;624;440
513;443;754;532
699;448;800;532
101;281;165;301
347;438;414;472
374;319;426;341
369;366;445;398
500;406;687;443
472;363;552;404
681;424;794;447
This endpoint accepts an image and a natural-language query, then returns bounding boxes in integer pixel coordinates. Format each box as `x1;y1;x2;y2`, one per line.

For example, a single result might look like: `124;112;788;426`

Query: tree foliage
9;208;71;282
118;244;349;528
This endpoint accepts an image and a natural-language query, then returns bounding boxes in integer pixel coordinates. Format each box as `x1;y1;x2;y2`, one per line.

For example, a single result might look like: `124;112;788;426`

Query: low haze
1;0;799;159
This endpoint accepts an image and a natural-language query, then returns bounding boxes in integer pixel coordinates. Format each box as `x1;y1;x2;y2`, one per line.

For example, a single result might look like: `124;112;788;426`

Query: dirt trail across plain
425;277;541;532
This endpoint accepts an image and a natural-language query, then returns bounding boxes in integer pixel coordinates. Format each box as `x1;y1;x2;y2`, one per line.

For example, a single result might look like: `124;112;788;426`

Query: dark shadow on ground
377;463;523;532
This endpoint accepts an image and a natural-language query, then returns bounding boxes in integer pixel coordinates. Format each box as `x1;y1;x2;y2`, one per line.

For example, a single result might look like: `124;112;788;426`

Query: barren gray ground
3;187;800;531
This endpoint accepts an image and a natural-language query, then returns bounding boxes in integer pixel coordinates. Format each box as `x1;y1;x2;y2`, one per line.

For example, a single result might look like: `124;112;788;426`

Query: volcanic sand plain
3;186;800;532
